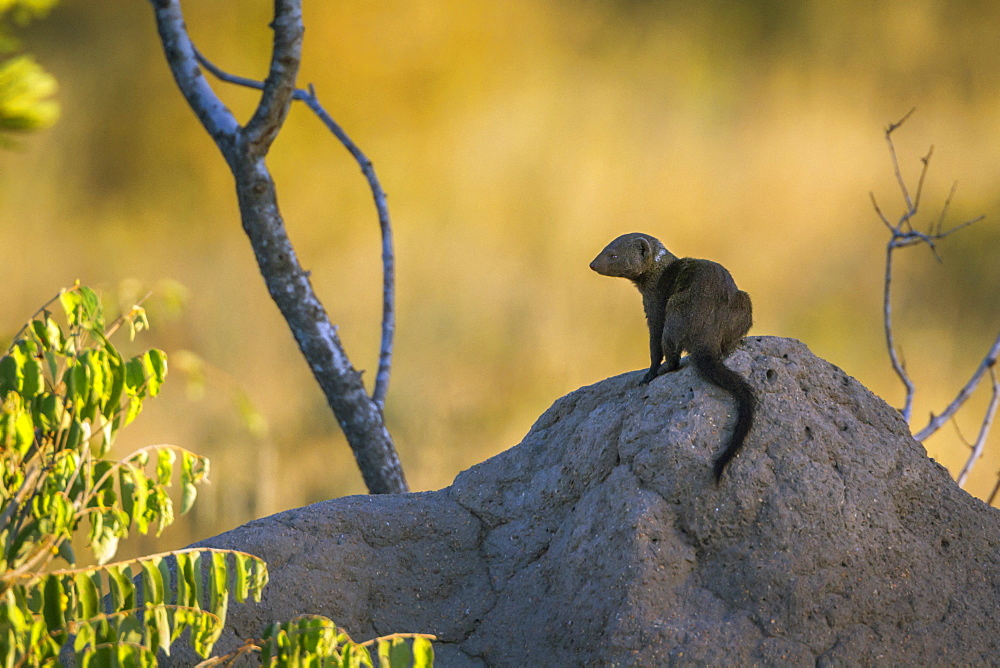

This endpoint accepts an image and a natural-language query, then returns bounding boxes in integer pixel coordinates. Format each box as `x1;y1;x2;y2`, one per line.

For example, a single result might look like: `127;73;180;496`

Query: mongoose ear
637;236;652;258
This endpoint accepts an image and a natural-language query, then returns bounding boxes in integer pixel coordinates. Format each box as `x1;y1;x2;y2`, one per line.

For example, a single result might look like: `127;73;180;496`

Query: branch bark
147;0;407;493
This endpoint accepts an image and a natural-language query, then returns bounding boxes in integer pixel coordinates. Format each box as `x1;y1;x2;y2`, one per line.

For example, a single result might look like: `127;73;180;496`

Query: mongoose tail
690;350;756;482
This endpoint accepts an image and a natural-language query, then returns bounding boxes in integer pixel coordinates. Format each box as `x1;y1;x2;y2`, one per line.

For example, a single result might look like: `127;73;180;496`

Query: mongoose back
590;232;755;481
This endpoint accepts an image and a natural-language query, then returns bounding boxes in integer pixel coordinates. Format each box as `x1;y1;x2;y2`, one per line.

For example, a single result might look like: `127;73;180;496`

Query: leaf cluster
1;284;190;573
0;0;59;141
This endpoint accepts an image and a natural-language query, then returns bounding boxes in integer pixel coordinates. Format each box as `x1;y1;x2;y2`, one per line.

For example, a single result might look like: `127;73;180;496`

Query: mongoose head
589;232;674;281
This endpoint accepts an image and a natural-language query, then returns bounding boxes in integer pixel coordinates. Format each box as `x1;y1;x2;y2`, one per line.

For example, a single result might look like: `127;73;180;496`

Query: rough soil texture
168;336;1000;666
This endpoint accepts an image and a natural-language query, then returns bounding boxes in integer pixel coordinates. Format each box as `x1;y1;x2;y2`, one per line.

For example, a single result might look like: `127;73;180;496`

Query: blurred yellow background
2;0;999;558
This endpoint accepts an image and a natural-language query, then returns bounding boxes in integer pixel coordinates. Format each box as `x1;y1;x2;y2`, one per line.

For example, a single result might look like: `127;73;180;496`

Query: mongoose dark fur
590;232;755;481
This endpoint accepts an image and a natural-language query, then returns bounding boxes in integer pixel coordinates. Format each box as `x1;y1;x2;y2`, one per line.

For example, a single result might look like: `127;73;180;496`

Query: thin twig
885;107;917;216
915;332;1000;440
195;50;396;409
988;476;1000;506
911;146;933;217
885;106;916;134
955;365;1000;487
882;246;915;419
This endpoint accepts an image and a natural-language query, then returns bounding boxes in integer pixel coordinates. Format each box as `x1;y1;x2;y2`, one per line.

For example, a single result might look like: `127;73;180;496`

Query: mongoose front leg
642;338;662;384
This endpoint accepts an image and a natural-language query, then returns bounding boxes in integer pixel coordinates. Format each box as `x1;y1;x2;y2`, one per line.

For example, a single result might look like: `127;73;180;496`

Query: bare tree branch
873;111;998;490
195;52;396;408
955;365;1000;487
146;0;407;493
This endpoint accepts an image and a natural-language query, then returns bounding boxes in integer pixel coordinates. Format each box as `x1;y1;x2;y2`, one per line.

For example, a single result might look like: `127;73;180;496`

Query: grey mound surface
170;336;1000;665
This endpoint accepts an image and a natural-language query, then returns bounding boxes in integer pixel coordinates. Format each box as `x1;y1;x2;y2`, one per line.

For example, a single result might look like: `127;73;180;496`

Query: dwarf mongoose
590;232;755;481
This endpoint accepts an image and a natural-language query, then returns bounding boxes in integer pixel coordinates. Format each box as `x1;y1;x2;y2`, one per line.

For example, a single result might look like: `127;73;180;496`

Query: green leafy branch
1;284;435;665
2;547;267;665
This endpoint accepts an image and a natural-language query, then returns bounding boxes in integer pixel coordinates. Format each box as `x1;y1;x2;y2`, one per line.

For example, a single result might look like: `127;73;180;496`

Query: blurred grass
1;0;999;558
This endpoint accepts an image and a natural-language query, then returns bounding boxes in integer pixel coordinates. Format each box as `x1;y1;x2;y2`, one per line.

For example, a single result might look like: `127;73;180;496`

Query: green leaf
209;551;229;628
189;605;223;658
88;509;121;565
32;391;61;434
58;287;81;328
142;349;167;397
0;53;59;137
342;642;374;668
57;539;76;566
156;447;174;486
83;350;109;412
181;481;198;515
30;315;62;352
411;636;434;668
125;305;149;342
73;571;100;620
64;361;92;413
234;553;250;603
180;550;203;610
378;637;413;668
148;603;172;657
123;358;146;426
158;556;173;602
180;450;207;514
1;341;43;398
106;563;135;612
141;557;165;605
0;353;17;396
102;346;125;415
260;621;280;664
122;462;156;536
251;553;269;602
150;486;174;536
0;392;34;457
16;347;43;400
42;574;68;644
59;285;104;332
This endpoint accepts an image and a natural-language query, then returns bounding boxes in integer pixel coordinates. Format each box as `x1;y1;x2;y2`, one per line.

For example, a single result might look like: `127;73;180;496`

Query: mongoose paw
640;370;658;384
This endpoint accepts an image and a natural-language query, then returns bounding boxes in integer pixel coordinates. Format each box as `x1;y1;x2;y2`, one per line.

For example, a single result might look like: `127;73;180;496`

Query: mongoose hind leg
656;340;682;375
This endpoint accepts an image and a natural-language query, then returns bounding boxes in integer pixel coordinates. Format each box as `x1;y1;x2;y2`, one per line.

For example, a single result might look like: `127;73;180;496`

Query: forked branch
147;0;406;493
